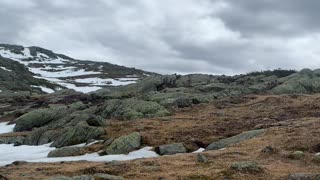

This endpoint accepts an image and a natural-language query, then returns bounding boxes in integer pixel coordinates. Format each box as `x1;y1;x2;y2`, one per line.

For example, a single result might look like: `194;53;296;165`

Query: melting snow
31;85;55;94
192;148;205;153
0;122;15;134
0;67;12;72
0;122;159;166
75;78;138;86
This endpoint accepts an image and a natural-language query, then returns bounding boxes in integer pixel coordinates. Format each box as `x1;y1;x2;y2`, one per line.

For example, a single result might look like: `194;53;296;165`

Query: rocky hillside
0;56;63;94
0;44;154;93
1;66;320;179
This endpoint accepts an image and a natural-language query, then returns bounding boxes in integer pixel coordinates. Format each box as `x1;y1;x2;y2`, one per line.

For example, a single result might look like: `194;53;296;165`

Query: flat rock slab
205;129;266;151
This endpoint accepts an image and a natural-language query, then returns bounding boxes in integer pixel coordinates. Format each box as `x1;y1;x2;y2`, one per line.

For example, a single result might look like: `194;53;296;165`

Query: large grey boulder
48;146;83;157
105;132;141;155
155;143;187;155
86;115;107;127
206;129;266;151
24;128;60;145
51;122;105;148
0;136;25;145
14;106;69;132
102;98;171;120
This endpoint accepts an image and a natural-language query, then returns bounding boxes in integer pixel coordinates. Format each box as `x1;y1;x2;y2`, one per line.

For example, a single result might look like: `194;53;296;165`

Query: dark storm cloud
1;0;320;75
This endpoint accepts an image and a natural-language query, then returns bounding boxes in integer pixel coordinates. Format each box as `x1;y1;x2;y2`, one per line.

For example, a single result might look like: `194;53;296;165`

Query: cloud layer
1;0;320;75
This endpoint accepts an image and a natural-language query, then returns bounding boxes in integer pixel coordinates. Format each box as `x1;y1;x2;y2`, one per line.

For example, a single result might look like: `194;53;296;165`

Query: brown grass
1;94;320;179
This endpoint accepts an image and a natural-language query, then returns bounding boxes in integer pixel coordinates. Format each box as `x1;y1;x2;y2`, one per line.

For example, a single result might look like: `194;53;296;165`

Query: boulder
197;153;208;163
48;146;84;157
288;173;312;180
105;132;141;155
24;128;60;145
155;143;187;155
231;161;263;173
0;136;24;145
14;106;69;132
51;122;105;148
102;98;171;120
288;151;305;160
206;129;266;151
86;115;107;127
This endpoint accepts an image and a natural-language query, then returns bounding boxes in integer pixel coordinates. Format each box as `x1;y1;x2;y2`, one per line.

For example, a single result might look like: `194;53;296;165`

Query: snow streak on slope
0;46;141;93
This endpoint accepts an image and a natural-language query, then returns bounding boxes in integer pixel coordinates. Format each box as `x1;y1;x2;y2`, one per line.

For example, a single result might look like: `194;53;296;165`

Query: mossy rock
231;162;263;173
105;132;141;155
51;122;105;148
102;98;171;120
14;106;69;132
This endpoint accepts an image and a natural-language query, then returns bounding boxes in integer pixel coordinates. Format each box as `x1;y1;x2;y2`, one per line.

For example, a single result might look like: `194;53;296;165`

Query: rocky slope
0;44;154;94
1;64;320;179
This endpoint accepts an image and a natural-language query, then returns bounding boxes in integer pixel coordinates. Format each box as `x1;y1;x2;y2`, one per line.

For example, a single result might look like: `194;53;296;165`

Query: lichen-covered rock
0;136;25;145
105;132;141;155
14;106;69;132
155;143;187;155
231;162;263;173
86;115;107;127
102;98;171;120
51;122;105;148
24;128;60;145
48;146;84;157
206;129;266;151
197;153;208;163
288;151;305;160
288;173;312;180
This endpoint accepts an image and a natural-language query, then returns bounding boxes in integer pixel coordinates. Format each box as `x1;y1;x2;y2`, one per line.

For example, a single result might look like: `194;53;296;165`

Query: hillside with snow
0;44;153;93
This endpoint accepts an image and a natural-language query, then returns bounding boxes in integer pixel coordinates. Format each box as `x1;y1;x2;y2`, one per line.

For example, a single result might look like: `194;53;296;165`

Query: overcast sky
1;0;320;75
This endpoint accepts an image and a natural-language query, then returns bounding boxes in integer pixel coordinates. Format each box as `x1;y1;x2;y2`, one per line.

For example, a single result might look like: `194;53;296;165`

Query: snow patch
75;78;138;86
0;143;158;166
0;66;12;72
192;148;205;153
0;122;15;134
31;85;55;93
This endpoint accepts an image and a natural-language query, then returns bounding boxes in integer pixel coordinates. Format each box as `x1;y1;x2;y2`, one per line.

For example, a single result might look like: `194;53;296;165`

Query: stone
105;132;141;155
14;106;68;132
231;162;263;173
0;136;24;145
206;129;266;151
261;146;277;154
197;154;208;163
51;122;105;148
155;143;187;155
102;98;171;120
24;128;60;145
93;173;125;180
69;102;87;110
313;153;320;163
72;175;94;180
288;151;305;160
288;173;311;180
86;115;107;127
49;176;74;180
48;147;83;157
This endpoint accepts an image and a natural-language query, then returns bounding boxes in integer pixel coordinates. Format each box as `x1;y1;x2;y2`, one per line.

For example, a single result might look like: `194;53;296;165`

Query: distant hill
0;44;155;93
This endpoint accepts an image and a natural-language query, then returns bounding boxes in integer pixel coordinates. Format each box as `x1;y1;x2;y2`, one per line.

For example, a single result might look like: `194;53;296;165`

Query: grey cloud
1;0;320;75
